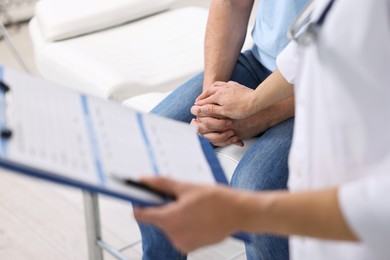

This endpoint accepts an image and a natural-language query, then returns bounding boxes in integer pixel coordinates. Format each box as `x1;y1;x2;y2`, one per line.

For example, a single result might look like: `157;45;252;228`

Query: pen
0;81;10;93
111;175;176;201
0;80;12;139
0;129;12;139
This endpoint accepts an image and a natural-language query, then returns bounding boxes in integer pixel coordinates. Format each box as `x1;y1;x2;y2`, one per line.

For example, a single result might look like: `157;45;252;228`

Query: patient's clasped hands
191;81;267;147
193;81;257;119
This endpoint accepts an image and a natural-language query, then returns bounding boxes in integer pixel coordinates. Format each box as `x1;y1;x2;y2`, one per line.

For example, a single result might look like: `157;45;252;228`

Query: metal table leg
83;191;104;260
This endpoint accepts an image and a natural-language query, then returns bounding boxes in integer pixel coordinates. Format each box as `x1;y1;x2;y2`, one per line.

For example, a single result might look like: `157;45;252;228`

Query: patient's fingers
196;81;226;101
203;131;243;147
192;117;233;133
191;105;227;118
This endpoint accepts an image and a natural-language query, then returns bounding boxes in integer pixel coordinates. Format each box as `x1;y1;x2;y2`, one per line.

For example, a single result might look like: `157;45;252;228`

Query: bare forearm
253;97;295;131
204;0;253;89
235;188;358;241
249;69;294;113
228;97;295;140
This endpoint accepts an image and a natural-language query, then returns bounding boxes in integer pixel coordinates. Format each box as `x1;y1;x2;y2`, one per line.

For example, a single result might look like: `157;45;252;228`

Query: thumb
133;201;172;225
134;178;185;226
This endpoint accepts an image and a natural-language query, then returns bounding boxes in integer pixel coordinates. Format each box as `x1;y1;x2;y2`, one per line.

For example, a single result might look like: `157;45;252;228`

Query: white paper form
86;98;216;185
142;114;215;184
85;97;153;181
2;68;218;196
4;69;97;183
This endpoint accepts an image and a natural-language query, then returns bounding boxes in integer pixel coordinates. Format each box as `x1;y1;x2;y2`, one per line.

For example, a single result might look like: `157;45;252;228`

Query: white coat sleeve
338;160;390;256
276;41;299;84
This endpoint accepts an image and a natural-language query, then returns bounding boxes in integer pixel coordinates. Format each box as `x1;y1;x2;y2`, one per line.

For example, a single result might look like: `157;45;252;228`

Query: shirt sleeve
338;161;390;256
276;41;299;84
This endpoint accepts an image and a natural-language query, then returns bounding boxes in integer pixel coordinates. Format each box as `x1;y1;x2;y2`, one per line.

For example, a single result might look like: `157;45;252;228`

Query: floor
0;1;246;259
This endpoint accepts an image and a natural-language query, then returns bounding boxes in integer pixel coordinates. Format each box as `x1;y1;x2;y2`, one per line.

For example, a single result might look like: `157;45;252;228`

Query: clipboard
0;65;250;243
0;65;229;205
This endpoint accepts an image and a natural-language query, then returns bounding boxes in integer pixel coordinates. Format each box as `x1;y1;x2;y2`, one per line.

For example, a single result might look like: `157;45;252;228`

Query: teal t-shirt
251;0;308;71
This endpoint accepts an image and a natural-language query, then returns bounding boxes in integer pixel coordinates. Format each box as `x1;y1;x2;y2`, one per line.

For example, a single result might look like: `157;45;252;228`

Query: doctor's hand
192;81;258;120
133;177;243;253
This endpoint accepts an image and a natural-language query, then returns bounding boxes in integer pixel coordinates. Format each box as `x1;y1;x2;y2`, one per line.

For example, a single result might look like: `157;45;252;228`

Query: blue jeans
138;50;293;260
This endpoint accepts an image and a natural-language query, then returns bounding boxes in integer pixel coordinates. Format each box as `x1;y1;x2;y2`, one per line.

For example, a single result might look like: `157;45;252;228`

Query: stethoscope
288;0;336;46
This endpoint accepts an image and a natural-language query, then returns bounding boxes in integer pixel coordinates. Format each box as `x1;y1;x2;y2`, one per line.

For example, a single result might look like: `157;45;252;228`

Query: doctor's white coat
277;0;390;259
